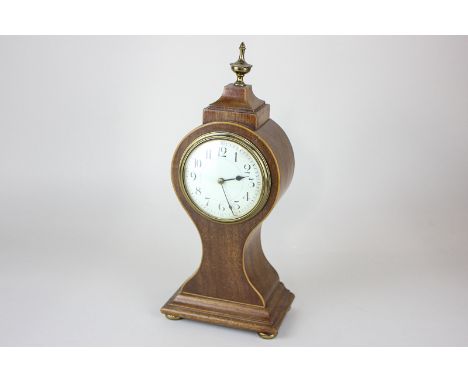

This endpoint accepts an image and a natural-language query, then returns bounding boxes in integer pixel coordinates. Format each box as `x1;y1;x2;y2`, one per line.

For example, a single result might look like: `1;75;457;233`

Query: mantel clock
161;43;295;339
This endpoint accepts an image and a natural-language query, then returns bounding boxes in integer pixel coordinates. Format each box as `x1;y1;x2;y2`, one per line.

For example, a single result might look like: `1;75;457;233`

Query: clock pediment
203;84;270;130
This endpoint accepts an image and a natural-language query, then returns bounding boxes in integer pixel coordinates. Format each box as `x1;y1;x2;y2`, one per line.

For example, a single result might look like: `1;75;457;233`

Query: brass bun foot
165;314;182;320
258;332;277;340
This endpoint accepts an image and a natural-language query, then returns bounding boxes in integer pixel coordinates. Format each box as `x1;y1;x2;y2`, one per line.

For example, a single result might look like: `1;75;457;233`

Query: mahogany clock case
161;116;295;337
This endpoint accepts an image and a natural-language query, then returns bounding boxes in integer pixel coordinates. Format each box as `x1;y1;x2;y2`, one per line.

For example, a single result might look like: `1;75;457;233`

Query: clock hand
219;175;247;182
219;182;235;216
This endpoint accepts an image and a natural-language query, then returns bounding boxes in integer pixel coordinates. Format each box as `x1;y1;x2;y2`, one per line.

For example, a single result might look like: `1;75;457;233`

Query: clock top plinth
203;84;270;130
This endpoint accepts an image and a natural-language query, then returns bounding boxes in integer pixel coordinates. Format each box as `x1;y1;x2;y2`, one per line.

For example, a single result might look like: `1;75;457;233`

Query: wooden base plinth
161;282;294;337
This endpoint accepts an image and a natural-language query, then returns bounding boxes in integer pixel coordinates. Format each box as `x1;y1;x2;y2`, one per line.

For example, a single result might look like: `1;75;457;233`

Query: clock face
180;132;270;222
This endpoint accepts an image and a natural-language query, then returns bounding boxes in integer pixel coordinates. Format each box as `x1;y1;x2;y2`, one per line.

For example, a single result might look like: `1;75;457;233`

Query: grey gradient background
1;36;467;346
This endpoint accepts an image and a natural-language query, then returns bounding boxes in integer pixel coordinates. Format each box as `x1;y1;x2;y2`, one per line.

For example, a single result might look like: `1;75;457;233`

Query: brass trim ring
178;131;271;224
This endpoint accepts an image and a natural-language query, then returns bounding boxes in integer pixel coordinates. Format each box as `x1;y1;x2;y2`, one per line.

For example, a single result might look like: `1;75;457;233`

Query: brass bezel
179;131;271;224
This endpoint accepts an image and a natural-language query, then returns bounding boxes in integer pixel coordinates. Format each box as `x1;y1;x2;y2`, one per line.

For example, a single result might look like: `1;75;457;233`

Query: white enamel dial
181;133;270;222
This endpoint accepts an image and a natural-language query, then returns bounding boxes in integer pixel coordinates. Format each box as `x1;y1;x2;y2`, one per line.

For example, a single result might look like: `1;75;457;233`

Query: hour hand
218;175;246;183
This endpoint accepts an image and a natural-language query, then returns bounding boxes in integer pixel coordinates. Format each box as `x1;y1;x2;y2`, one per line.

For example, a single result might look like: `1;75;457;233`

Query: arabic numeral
218;147;227;157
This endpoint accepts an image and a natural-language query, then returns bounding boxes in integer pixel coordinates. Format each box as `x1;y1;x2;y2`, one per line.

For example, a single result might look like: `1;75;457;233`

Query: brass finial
230;42;252;87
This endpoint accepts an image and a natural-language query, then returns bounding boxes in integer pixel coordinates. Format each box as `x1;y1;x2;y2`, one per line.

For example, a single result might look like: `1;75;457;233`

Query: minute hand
220;183;235;216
